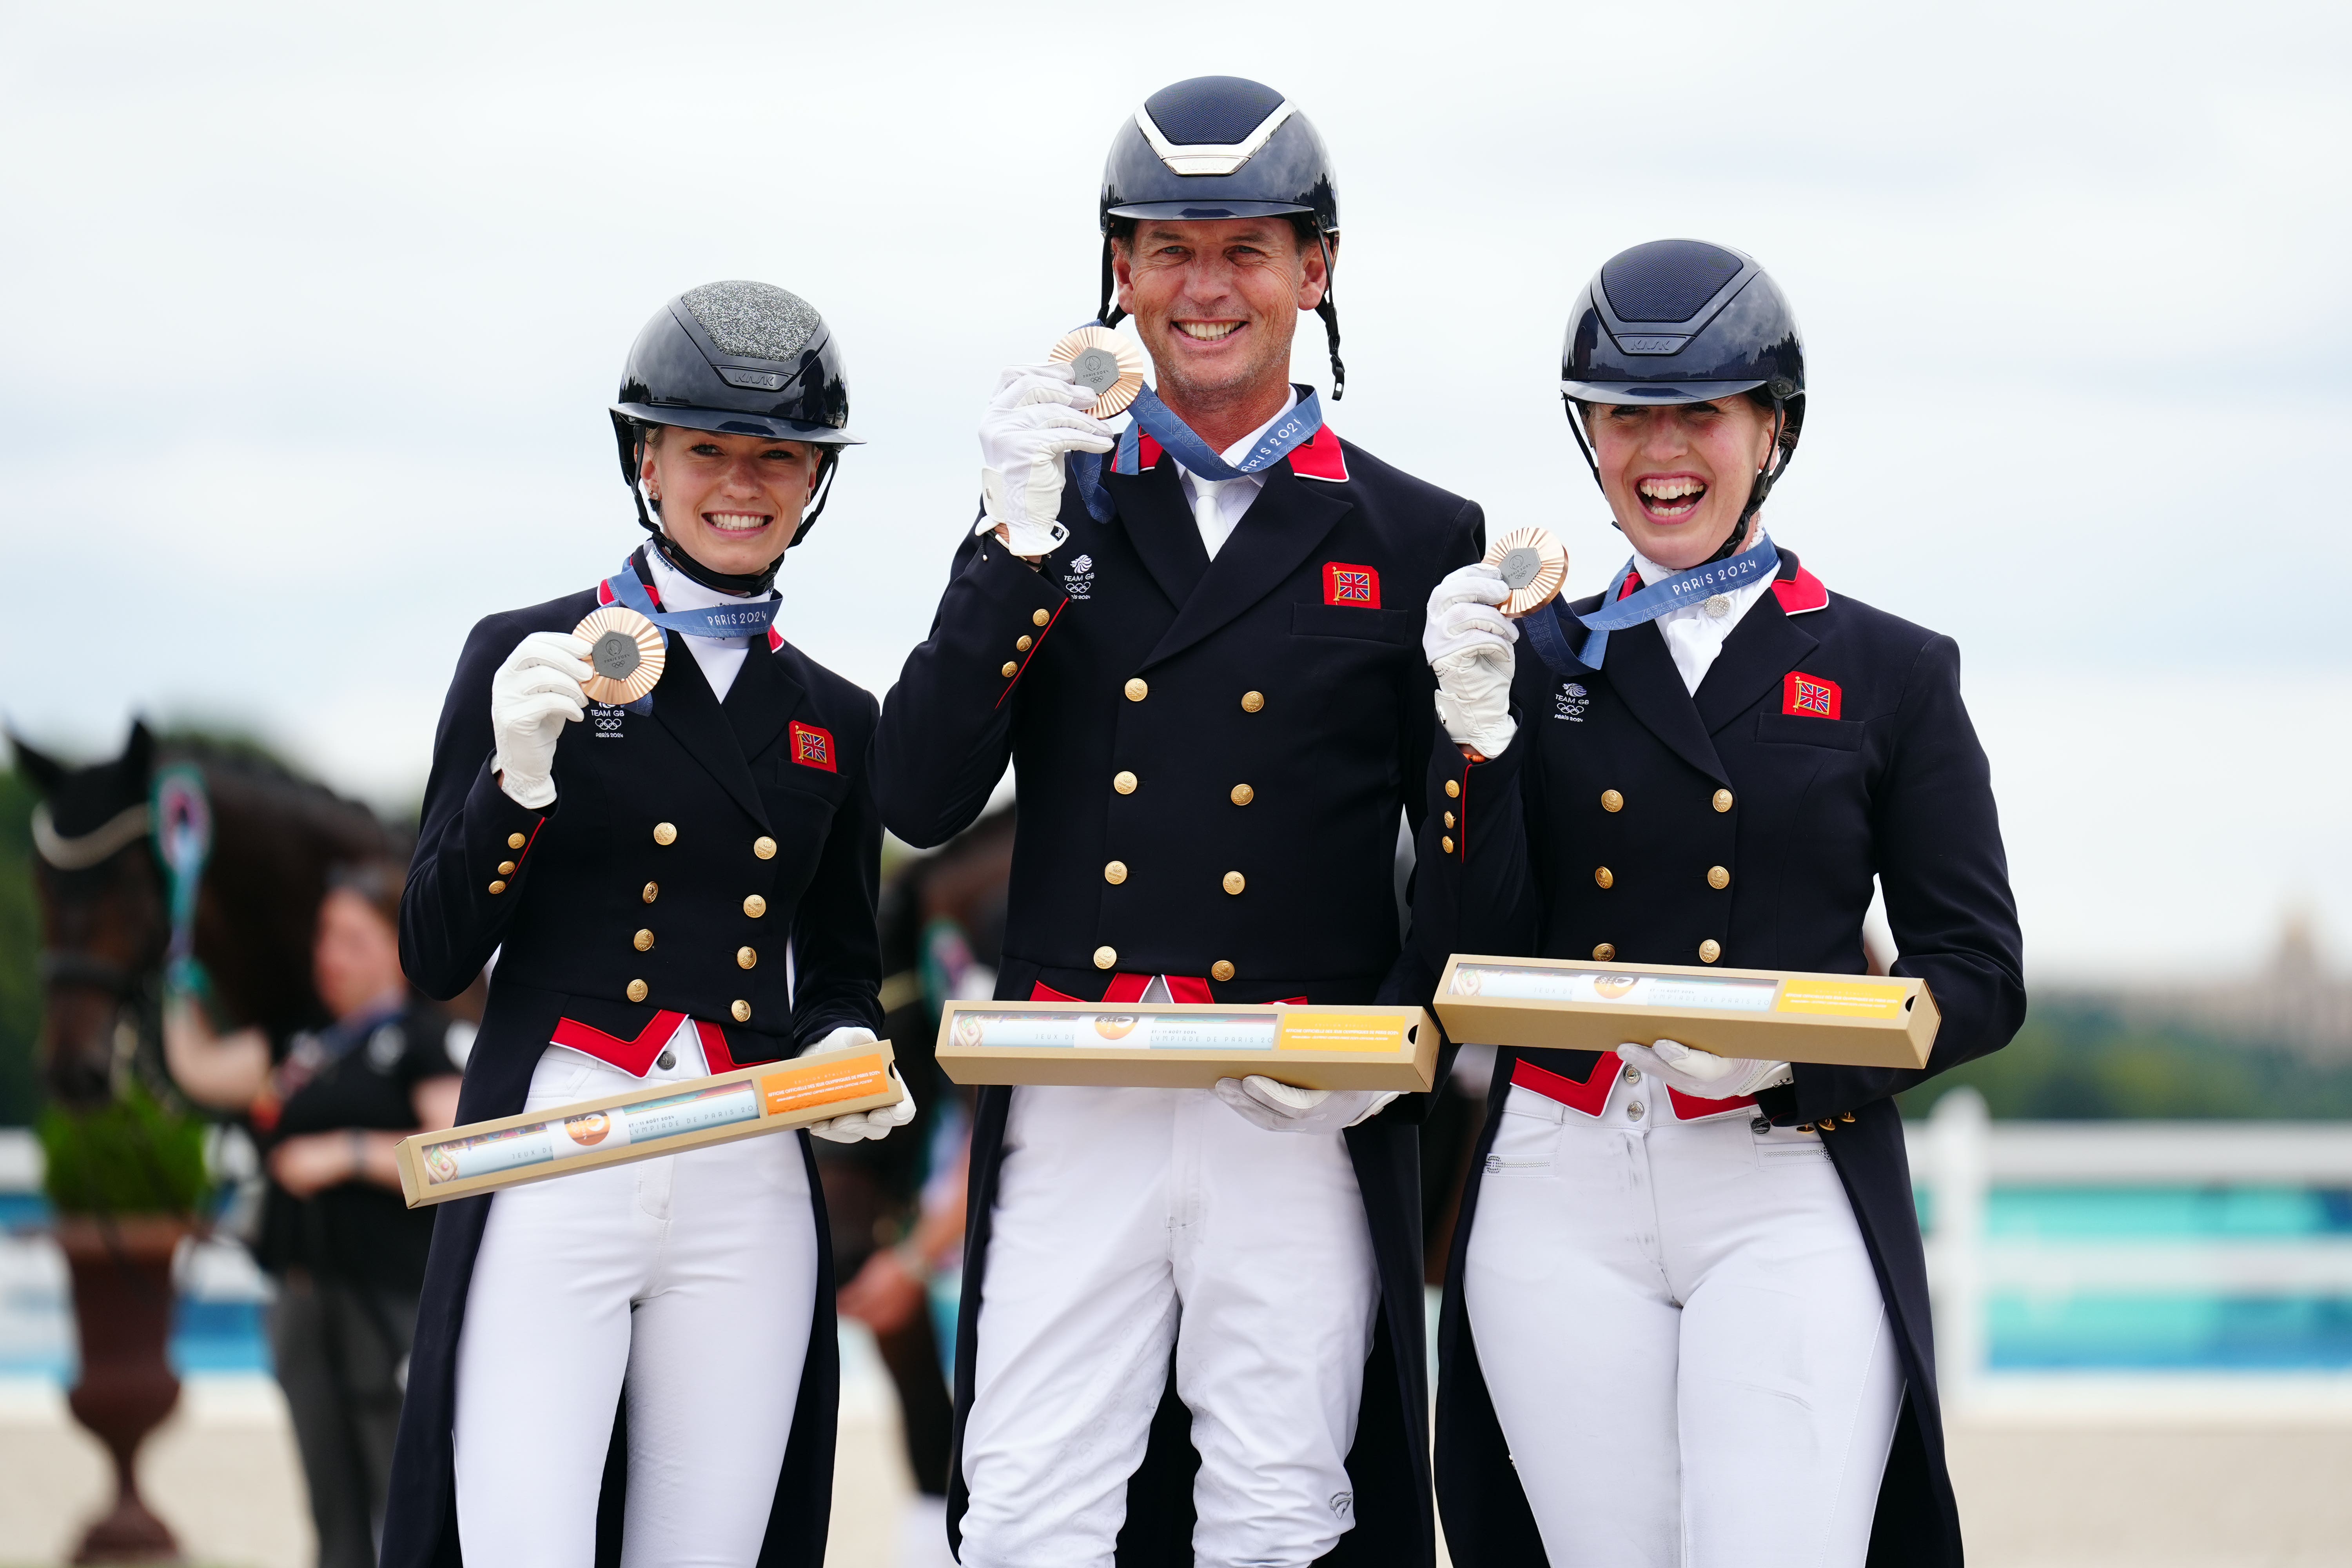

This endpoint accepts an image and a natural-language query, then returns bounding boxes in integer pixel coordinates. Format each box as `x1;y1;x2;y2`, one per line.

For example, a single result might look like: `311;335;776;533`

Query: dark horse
16;720;399;1108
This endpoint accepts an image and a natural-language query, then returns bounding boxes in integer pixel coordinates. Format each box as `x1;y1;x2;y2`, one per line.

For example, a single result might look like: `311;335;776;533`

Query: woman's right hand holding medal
490;630;593;809
1424;562;1519;762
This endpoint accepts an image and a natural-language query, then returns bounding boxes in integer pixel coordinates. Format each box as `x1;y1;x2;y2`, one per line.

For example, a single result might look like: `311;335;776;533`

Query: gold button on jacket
626;978;649;1002
1441;836;1455;854
1240;690;1265;713
641;881;659;904
743;894;767;918
1229;783;1254;806
506;831;527;850
737;946;758;970
1032;608;1052;627
487;879;506;895
1104;860;1128;885
653;821;677;846
1707;865;1731;889
1210;960;1236;982
753;836;777;860
731;999;751;1023
1113;771;1138;795
1593;866;1614;889
1699;939;1722;963
1592;942;1617;960
1124;678;1148;701
1445;779;1461;799
1000;661;1019;678
1713;789;1735;813
633;928;654;952
1601;789;1624;813
1222;871;1246;895
1443;811;1455;828
1016;635;1033;652
1093;945;1118;970
497;860;517;876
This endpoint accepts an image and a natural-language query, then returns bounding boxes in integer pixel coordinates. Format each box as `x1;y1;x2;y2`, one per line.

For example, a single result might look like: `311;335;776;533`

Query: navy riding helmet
609;281;865;591
1097;76;1347;396
1561;240;1807;555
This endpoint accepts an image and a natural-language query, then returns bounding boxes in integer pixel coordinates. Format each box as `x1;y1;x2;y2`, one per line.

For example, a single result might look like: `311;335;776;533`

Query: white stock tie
1191;477;1232;559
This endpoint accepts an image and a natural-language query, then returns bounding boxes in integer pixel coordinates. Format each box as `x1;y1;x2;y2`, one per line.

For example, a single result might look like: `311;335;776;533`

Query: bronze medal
1048;326;1145;419
1485;526;1570;617
572;606;666;705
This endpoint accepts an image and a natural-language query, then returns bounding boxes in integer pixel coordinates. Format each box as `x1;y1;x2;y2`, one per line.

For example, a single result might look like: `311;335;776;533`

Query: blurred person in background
383;281;910;1568
1415;240;2025;1568
165;858;466;1568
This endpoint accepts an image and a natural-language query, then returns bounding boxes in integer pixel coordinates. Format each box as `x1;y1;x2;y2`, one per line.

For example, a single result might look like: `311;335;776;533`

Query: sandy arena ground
5;1359;2352;1567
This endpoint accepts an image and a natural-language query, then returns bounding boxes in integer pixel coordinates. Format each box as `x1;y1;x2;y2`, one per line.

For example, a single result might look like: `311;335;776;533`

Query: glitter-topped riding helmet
609;281;864;582
1559;240;1806;553
1095;76;1348;396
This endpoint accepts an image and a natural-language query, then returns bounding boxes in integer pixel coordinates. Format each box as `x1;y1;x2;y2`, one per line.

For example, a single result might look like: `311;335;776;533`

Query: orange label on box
1275;1014;1408;1052
760;1053;891;1115
1775;980;1908;1019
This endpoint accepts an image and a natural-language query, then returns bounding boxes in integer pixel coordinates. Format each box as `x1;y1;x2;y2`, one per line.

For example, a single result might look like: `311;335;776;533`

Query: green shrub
39;1084;211;1216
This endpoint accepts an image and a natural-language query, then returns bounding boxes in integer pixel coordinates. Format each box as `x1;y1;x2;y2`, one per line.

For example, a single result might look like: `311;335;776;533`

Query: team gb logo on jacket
1061;553;1095;600
1554;682;1590;722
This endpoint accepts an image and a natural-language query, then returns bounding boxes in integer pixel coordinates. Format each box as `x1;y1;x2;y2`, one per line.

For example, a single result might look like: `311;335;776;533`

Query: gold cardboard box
935;1002;1439;1091
1434;955;1938;1069
395;1038;901;1207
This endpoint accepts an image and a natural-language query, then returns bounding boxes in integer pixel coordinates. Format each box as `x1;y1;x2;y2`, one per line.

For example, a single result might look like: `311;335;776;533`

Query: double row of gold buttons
1586;787;1737;965
1094;682;1268;981
622;821;777;1023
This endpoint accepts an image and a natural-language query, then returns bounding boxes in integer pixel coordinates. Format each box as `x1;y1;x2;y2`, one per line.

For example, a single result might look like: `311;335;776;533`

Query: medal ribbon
1520;537;1781;675
1069;371;1326;523
590;552;784;713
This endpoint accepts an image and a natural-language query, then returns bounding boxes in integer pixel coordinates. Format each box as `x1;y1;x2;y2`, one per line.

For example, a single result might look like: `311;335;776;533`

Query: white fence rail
1908;1091;2352;1403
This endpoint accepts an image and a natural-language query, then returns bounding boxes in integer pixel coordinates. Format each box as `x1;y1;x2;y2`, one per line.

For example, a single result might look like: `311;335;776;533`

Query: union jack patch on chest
1782;672;1843;719
789;721;837;772
1323;563;1381;607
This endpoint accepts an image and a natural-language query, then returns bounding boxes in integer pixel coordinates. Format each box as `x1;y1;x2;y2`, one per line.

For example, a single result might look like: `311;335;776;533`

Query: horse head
16;722;168;1107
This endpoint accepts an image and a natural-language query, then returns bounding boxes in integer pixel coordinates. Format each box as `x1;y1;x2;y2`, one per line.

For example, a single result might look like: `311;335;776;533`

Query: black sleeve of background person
788;694;888;1051
400;608;557;1000
1755;635;2027;1124
873;522;1064;849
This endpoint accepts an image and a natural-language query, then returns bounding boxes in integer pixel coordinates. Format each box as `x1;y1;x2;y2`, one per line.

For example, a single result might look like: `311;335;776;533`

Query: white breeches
958;1085;1381;1568
452;1026;820;1568
1465;1076;1904;1568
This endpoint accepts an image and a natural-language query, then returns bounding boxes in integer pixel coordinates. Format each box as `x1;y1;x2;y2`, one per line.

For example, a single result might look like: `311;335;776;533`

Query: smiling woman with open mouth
1416;240;2024;1568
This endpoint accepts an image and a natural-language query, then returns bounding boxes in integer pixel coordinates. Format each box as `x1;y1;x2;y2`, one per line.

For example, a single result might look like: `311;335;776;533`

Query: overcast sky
5;0;2347;981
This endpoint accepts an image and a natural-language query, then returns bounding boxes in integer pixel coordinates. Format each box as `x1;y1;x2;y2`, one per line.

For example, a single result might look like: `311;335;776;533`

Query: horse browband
32;801;152;871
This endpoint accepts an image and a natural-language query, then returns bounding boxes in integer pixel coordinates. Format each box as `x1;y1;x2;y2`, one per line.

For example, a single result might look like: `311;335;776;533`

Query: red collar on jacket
1130;423;1349;485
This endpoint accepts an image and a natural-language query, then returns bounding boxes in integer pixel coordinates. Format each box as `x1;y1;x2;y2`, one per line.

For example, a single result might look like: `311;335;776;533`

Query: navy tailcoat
1415;548;2024;1567
874;421;1482;1566
383;555;884;1568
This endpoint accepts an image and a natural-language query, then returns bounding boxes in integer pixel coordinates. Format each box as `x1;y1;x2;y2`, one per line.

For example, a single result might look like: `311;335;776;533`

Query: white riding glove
802;1027;919;1143
490;631;593;809
1212;1075;1397;1134
1615;1039;1793;1101
1424;563;1518;759
975;363;1119;560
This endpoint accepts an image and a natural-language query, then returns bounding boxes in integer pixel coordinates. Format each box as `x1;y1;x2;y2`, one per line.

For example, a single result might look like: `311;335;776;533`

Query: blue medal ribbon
592;551;782;711
1064;339;1327;523
1520;537;1781;676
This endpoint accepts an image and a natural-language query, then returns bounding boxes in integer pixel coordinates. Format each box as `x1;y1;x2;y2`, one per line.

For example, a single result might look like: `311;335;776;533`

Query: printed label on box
947;1013;1280;1051
760;1054;891;1115
1775;980;1909;1019
1448;964;1778;1013
1274;1014;1408;1053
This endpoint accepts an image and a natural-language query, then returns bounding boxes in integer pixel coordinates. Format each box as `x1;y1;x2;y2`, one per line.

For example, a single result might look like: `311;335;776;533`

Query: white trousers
1465;1076;1904;1568
958;1085;1380;1568
453;1028;820;1568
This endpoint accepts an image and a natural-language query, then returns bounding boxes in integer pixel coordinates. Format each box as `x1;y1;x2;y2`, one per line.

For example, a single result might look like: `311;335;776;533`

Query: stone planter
55;1216;187;1564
